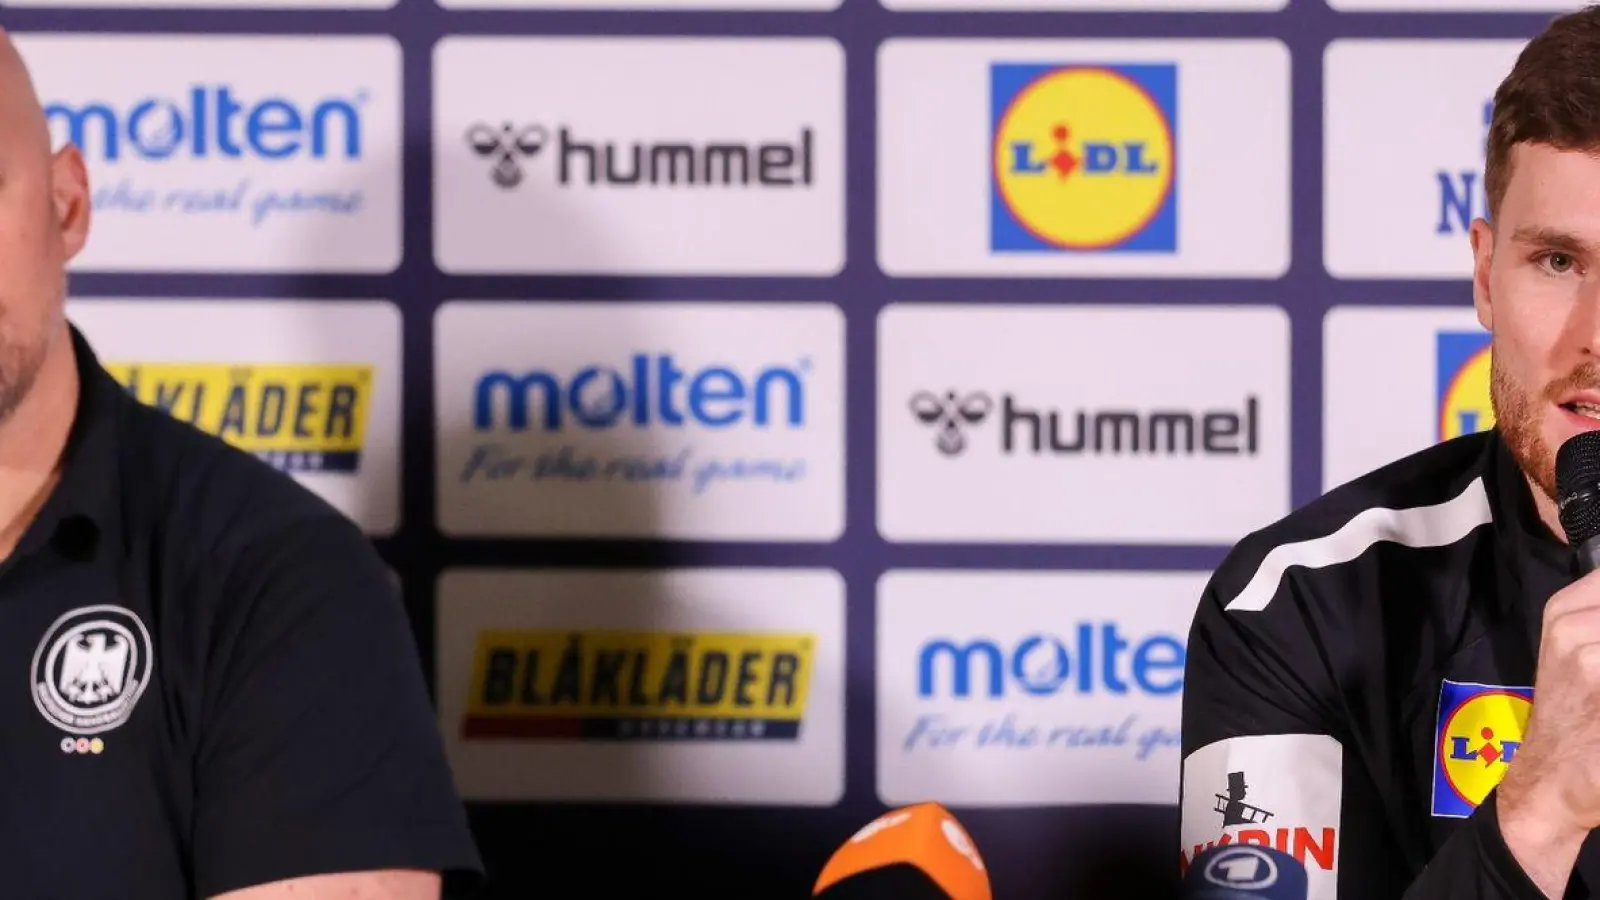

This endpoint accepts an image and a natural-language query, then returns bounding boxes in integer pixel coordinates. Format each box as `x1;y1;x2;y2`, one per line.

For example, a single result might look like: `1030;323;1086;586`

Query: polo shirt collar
14;324;125;562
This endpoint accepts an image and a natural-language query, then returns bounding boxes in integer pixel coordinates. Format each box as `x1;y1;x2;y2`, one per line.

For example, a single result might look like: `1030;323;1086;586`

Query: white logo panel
877;570;1204;806
1324;40;1525;279
3;0;393;6
67;298;404;536
1328;0;1578;9
884;0;1281;8
14;35;402;274
439;0;837;8
435;301;845;540
434;37;845;276
878;304;1290;544
1180;734;1344;900
436;567;846;804
877;39;1290;278
1323;305;1487;493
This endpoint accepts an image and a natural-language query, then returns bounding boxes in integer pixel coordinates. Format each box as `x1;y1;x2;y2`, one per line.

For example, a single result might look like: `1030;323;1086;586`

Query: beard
0;312;52;428
1491;352;1600;505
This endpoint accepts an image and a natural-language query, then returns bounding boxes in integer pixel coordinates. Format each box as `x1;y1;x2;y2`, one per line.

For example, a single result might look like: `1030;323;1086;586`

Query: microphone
1556;430;1600;573
1179;844;1309;899
812;802;991;900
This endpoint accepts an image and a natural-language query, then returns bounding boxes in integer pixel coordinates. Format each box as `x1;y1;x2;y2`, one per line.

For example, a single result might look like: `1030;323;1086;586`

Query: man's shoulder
1208;432;1496;613
114;396;376;574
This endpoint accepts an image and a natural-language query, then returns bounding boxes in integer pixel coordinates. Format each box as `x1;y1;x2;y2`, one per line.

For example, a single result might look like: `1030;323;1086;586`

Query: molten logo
45;85;365;163
472;353;809;432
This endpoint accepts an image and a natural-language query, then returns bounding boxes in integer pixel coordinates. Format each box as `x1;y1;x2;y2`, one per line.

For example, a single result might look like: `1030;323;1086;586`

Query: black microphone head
1557;430;1600;543
1180;845;1308;900
813;863;954;899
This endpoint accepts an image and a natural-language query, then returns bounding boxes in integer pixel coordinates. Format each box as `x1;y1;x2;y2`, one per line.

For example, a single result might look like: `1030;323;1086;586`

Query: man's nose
1578;279;1600;355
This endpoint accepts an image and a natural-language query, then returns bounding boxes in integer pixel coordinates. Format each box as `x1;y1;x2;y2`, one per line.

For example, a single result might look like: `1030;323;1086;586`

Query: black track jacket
1179;428;1600;900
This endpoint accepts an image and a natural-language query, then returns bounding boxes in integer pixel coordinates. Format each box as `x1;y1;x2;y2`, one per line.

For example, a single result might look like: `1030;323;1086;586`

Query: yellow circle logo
1438;690;1529;808
992;66;1175;250
1437;333;1494;442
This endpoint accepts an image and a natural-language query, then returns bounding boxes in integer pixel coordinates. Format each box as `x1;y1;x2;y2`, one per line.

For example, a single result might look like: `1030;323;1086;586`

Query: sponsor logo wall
1324;306;1491;492
436;568;845;803
878;304;1290;544
878;570;1200;807
434;38;845;276
65;298;404;535
18;35;403;273
0;0;1575;897
434;301;845;539
1323;40;1523;280
877;39;1291;278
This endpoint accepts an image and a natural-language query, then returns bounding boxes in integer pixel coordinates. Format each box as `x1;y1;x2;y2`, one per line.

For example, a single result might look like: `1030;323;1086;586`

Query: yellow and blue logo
1436;330;1494;442
462;629;816;742
104;361;373;474
1431;679;1532;818
990;62;1177;253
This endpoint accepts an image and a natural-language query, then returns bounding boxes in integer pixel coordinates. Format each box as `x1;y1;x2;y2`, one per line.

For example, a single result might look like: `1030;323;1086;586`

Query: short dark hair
1486;5;1600;220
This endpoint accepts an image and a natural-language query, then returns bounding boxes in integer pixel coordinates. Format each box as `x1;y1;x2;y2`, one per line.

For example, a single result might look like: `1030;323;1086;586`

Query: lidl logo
990;63;1177;253
1436;331;1493;442
1431;679;1532;818
461;629;815;742
104;361;373;474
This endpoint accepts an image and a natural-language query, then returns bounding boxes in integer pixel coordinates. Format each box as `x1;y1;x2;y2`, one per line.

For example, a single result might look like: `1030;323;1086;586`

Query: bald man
0;31;482;900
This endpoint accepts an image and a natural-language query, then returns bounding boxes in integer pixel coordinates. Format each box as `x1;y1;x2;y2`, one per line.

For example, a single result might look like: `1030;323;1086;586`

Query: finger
1578;642;1600;683
1545;576;1600;619
1544;606;1600;659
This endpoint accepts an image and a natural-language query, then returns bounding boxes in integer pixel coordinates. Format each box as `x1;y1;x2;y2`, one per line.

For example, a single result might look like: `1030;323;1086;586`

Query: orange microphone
812;802;993;900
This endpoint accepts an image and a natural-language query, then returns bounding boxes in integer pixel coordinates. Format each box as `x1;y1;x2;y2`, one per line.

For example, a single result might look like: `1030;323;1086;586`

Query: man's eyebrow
1509;225;1600;257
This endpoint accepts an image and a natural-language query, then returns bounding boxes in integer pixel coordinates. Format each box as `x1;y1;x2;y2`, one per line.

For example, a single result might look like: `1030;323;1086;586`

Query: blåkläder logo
104;361;374;475
461;629;816;743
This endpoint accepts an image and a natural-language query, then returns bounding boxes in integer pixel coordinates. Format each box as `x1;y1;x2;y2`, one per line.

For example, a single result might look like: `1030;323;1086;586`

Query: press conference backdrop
0;0;1563;896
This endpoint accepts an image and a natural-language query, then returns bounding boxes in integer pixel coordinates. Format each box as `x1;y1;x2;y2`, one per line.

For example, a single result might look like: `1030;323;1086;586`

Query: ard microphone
1179;845;1309;900
812;802;991;900
1557;430;1600;573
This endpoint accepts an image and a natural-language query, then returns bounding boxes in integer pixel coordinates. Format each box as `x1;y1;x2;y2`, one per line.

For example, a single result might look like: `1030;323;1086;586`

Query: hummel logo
465;122;549;189
909;389;992;456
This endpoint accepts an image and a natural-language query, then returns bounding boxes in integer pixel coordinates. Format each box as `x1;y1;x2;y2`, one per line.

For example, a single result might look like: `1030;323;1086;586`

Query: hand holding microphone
812;802;991;900
1496;430;1600;896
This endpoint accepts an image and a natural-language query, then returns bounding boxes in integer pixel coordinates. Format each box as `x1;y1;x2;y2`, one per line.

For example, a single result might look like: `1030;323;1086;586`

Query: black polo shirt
2;326;482;897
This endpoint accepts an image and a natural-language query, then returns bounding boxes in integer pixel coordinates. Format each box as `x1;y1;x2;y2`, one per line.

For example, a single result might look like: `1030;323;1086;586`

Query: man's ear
49;144;90;261
1470;216;1495;332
